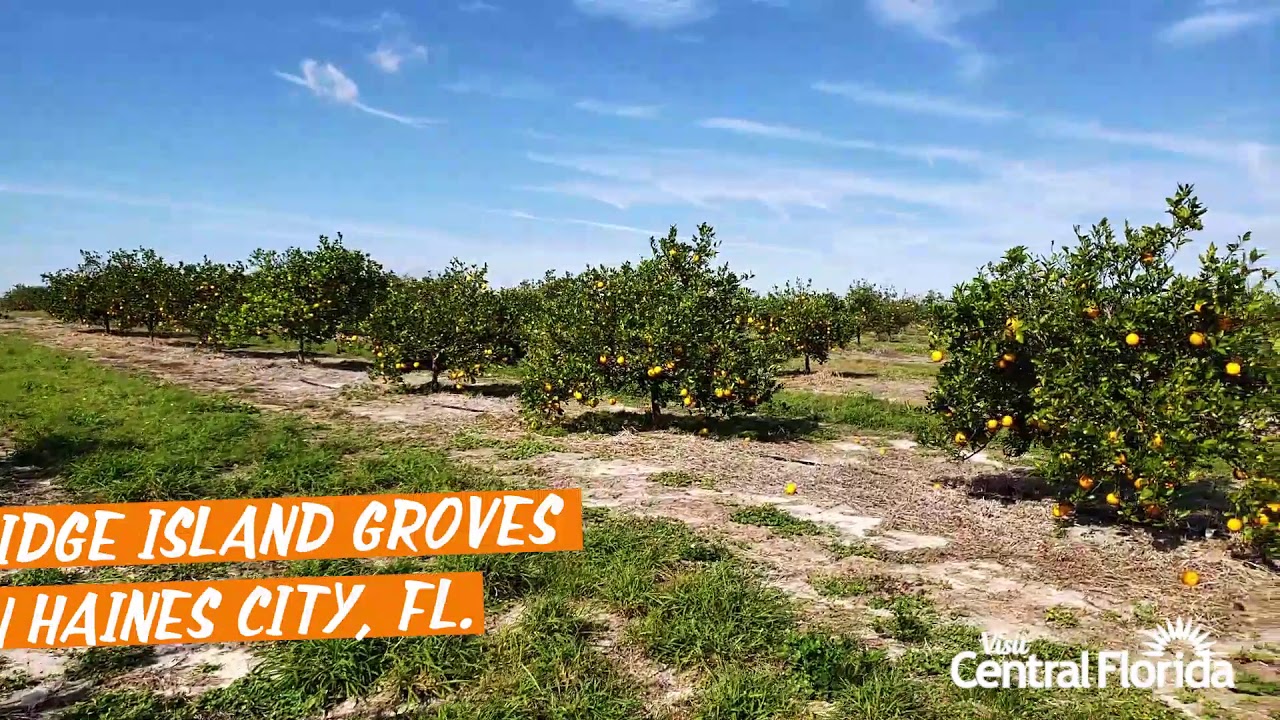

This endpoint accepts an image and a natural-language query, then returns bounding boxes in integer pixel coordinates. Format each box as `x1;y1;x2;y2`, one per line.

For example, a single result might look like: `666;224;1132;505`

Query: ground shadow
400;381;522;399
945;468;1239;552
2;433;143;488
218;347;372;371
554;408;821;441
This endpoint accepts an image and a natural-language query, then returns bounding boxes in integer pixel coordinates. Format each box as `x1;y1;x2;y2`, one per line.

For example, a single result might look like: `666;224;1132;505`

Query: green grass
649;470;714;489
759;390;939;437
2;335;1189;720
1232;669;1280;697
498;435;561;460
1044;605;1082;629
813;573;902;599
729;504;826;537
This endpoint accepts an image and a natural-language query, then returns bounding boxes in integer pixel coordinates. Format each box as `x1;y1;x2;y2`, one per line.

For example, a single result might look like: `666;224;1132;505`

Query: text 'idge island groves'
0;490;583;650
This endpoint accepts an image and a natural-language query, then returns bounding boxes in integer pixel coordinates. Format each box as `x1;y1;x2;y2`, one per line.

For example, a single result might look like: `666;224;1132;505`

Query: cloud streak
368;38;428;73
274;60;438;127
813;81;1015;122
444;76;554;100
572;0;716;29
697;117;984;164
574;99;662;119
865;0;995;80
1157;3;1280;44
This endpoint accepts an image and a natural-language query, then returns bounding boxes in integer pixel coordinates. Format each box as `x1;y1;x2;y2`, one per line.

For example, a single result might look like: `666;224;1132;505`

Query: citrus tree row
31;233;925;378
924;185;1279;560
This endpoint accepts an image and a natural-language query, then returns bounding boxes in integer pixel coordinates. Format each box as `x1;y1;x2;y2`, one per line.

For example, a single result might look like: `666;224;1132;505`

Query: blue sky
2;0;1277;294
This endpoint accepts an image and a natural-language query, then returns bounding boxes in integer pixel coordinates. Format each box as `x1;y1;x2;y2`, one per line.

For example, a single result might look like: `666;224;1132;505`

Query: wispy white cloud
368;38;428;73
574;99;662;119
0;182;473;247
316;11;406;33
484;208;660;235
274;60;438;127
1039;118;1272;166
865;0;996;80
1157;1;1280;44
572;0;716;29
698;117;984;164
444;76;554;100
317;11;428;75
813;81;1015;122
459;0;499;11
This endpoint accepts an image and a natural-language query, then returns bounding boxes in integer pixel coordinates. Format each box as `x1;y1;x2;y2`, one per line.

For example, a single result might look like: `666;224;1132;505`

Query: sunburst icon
1142;618;1217;659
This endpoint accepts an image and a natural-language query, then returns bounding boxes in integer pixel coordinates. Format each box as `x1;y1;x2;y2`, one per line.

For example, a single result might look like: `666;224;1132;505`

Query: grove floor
1;316;1277;720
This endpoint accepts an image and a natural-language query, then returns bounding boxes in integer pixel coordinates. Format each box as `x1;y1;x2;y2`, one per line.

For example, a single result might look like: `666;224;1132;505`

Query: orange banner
0;573;485;649
0;490;582;570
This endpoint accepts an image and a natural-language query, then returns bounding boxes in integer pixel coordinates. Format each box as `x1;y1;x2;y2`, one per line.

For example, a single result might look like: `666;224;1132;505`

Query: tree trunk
804;355;811;374
104;317;111;334
147;319;156;342
297;337;307;363
431;355;442;391
855;329;862;346
649;383;661;428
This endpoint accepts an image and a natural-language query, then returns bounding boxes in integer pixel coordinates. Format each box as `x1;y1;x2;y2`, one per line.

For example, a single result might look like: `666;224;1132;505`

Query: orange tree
230;233;388;360
172;258;247;349
0;284;51;312
520;224;780;426
42;251;114;331
926;186;1278;546
843;281;882;346
363;261;502;389
759;279;849;373
104;248;181;339
488;282;545;366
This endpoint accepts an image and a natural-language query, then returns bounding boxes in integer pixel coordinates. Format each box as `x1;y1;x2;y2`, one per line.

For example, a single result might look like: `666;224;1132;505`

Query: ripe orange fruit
1151;434;1163;449
573;391;583;401
1225;361;1242;376
1115;453;1127;466
1051;502;1073;519
1078;475;1095;490
609;398;618;405
996;359;1009;370
1001;415;1014;428
1108;430;1120;442
1145;504;1163;519
1002;353;1017;363
784;482;797;495
1194;301;1206;313
986;419;999;431
1084;306;1100;319
1226;518;1244;532
1269;503;1280;513
1259;513;1272;526
954;431;968;445
543;382;553;392
1180;570;1200;587
1189;332;1206;347
698;427;709;436
1134;477;1147;490
616;355;626;366
1232;468;1249;481
930;350;944;362
1141;253;1156;264
1125;332;1140;347
599;354;608;364
1106;493;1121;506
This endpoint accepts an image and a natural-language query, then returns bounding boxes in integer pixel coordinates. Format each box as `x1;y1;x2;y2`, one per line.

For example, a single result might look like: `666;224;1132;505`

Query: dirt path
4;317;1278;718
